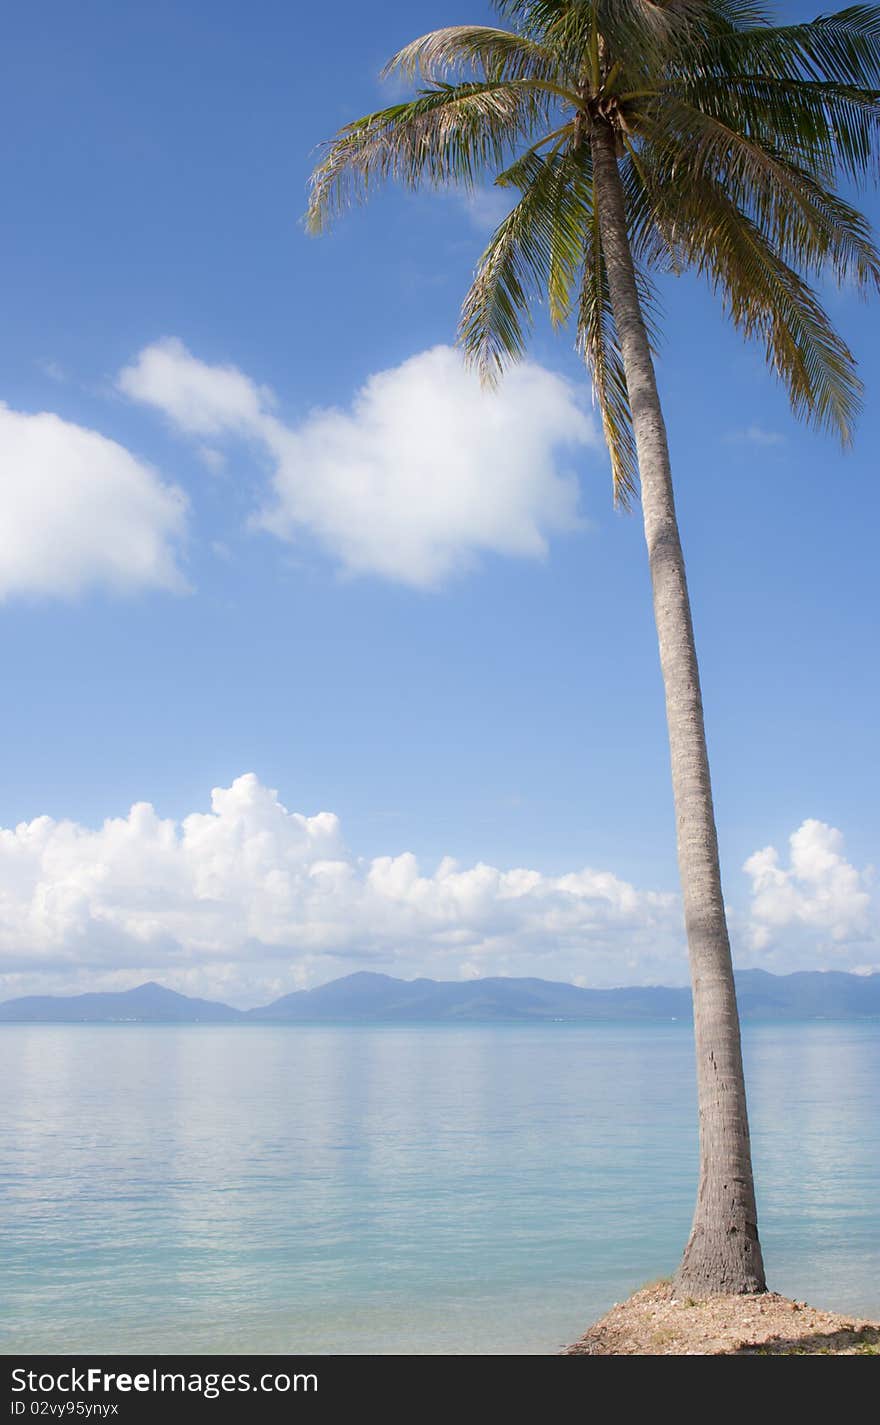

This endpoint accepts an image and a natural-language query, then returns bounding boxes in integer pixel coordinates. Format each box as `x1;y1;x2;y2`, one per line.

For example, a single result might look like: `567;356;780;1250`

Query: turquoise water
1;1021;878;1355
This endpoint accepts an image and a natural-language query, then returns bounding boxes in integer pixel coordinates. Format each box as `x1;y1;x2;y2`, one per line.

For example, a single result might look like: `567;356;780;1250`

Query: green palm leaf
700;5;880;86
458;146;585;379
307;80;557;233
670;166;864;439
577;199;640;506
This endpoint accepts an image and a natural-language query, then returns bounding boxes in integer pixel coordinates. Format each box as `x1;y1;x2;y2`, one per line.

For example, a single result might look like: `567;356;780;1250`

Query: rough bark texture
590;120;766;1296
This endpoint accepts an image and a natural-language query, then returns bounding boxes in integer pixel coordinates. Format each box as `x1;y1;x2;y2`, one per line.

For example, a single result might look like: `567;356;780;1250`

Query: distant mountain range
0;981;240;1023
0;968;878;1023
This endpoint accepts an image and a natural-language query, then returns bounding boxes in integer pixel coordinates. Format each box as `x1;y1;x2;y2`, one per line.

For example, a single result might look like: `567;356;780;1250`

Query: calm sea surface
1;1021;878;1355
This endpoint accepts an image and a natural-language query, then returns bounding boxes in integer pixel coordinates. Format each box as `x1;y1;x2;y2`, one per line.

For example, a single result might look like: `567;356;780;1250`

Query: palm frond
699;2;771;27
577;199;640;506
459;145;587;379
307;80;555;233
384;26;562;84
492;1;709;77
697;5;880;87
674;72;880;183
673;171;863;442
643;98;880;291
619;143;682;271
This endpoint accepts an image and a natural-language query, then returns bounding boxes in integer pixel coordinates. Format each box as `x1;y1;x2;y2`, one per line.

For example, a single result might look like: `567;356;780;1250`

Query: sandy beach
564;1282;880;1355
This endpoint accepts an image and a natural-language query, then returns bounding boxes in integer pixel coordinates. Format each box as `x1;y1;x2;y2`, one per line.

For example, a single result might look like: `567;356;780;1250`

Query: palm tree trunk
590;120;766;1296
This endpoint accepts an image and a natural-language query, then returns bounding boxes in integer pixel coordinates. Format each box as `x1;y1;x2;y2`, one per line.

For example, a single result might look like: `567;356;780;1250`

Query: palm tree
306;1;880;1297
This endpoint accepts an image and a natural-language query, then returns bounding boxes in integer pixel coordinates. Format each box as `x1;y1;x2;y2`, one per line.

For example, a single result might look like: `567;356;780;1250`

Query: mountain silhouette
0;980;242;1023
0;968;877;1022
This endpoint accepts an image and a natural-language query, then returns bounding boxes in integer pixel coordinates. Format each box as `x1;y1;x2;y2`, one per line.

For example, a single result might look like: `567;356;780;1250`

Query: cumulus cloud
119;340;593;588
0;403;187;599
3;782;872;1005
744;819;876;960
118;337;272;437
0;773;682;1005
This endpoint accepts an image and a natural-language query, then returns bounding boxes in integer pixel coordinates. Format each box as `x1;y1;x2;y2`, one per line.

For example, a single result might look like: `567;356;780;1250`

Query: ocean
1;1021;877;1355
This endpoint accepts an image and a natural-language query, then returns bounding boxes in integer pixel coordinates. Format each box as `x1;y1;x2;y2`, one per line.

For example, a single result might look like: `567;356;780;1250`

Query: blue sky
0;1;877;1003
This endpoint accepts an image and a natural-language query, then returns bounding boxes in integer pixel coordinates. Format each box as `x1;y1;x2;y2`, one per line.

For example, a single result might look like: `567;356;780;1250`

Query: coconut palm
306;1;880;1296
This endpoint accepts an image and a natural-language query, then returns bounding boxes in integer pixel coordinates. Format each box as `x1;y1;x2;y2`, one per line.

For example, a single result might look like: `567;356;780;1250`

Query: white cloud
0;402;187;599
118;337;272;437
119;340;593;588
198;446;226;474
457;186;516;232
726;425;785;447
1;785;876;1005
37;358;67;383
744;819;876;959
0;773;681;1005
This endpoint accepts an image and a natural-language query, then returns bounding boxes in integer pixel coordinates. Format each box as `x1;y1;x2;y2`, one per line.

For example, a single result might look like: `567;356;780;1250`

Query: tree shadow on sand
732;1325;880;1355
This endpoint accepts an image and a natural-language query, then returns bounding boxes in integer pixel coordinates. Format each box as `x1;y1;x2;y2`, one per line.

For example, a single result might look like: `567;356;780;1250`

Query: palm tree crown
308;1;880;503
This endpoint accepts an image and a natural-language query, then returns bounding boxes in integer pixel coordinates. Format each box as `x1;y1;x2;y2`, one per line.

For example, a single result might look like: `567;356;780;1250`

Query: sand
562;1281;880;1355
